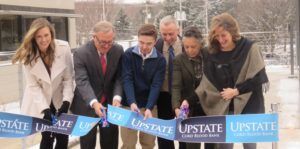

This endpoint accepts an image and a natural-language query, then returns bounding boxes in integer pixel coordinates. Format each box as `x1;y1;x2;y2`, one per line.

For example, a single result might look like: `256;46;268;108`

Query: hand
42;108;52;121
180;99;189;109
112;99;121;107
57;101;70;117
220;88;239;100
175;108;181;118
130;103;140;113
92;102;105;117
179;100;190;119
143;109;153;120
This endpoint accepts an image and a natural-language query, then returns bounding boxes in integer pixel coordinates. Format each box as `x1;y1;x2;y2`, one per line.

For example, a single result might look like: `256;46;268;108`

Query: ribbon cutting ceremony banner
0;112;100;138
0;105;278;143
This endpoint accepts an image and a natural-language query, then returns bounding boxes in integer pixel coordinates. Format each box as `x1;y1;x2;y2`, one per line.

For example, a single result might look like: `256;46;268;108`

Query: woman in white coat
12;18;74;149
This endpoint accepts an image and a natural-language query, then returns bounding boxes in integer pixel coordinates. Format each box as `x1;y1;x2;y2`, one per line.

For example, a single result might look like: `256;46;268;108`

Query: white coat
21;39;74;118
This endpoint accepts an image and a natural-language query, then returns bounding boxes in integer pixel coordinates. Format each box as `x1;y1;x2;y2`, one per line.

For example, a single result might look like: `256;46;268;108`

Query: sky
117;0;162;4
76;0;163;3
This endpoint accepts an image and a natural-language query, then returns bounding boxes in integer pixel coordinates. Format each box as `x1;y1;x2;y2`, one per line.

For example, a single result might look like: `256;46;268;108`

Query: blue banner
0;112;100;138
226;114;278;143
0;105;279;143
107;106;176;140
0;112;34;138
107;106;278;143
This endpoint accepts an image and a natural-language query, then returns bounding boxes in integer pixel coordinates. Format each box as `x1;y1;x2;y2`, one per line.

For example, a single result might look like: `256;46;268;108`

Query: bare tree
75;0;117;45
235;0;296;53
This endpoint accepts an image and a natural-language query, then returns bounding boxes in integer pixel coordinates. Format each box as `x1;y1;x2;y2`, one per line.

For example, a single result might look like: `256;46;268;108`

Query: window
50;17;68;41
0;15;20;61
0;15;69;61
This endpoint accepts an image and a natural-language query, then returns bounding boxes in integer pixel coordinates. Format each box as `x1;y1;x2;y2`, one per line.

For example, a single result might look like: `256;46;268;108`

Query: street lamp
144;0;151;23
175;0;186;36
296;0;300;88
205;0;208;35
102;0;106;21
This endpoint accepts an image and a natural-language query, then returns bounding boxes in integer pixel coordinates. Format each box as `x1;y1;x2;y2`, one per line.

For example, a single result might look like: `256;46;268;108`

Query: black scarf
204;37;254;91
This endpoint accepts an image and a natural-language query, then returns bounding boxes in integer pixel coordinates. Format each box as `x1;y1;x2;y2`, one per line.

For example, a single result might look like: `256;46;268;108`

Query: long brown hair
12;18;56;66
208;13;241;53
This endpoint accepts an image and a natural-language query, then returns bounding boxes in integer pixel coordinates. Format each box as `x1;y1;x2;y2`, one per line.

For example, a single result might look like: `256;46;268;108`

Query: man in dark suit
155;15;184;149
70;21;123;149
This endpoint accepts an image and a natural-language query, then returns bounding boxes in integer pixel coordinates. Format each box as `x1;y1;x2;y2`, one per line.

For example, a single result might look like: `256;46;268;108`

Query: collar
97;51;107;57
165;36;182;49
132;45;158;59
189;56;201;63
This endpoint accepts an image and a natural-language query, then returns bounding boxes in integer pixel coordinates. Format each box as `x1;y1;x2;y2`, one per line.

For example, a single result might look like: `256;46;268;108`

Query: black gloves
42;108;52;121
42;101;70;122
57;101;70;117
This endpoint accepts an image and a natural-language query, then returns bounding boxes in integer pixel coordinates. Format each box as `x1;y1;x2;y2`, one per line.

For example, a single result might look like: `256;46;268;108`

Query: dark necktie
168;46;175;92
100;54;106;103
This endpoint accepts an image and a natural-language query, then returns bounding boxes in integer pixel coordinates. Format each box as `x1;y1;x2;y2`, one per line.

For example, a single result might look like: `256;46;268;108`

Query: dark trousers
80;122;118;149
157;92;176;149
218;143;256;149
40;102;69;149
40;131;68;149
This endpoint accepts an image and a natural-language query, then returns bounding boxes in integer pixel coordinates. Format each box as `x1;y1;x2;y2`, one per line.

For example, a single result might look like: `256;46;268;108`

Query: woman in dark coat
195;13;269;149
172;26;215;149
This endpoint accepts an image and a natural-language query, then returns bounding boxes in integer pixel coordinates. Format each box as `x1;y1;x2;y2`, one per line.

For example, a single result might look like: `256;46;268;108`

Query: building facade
0;0;79;61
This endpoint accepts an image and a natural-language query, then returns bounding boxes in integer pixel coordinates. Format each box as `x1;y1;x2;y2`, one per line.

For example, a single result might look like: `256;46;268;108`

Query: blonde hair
208;13;241;53
12;18;56;66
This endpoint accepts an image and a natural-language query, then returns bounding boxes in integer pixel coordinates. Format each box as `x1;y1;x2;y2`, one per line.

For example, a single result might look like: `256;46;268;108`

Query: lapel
30;48;67;85
89;41;105;82
105;48;114;79
51;48;66;81
30;57;51;84
182;54;194;77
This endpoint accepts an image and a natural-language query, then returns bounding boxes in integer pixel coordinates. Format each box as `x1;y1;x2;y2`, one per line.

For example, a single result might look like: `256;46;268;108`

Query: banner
0;105;279;143
107;105;176;140
0;112;100;138
107;105;279;143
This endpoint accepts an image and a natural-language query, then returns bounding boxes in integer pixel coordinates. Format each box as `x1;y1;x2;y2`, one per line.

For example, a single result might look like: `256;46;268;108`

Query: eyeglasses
94;36;114;46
